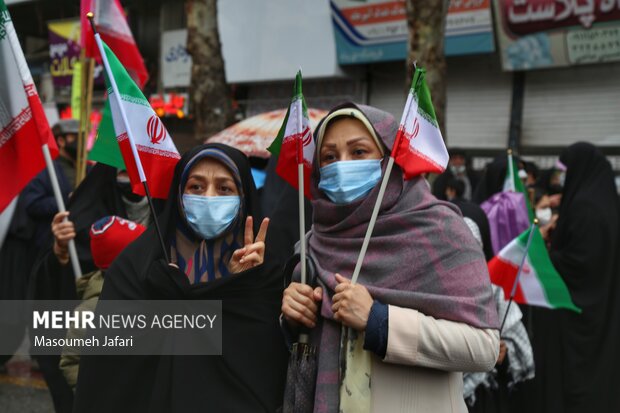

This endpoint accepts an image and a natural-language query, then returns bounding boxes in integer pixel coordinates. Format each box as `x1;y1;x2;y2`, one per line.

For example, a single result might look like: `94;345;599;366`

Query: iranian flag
488;226;581;312
0;0;59;212
503;150;534;220
80;0;148;88
392;67;448;179
89;39;180;199
267;71;314;198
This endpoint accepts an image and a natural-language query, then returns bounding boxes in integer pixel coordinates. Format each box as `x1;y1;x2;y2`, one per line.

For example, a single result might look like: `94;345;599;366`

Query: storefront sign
161;29;192;88
494;0;620;70
331;0;495;64
48;19;81;88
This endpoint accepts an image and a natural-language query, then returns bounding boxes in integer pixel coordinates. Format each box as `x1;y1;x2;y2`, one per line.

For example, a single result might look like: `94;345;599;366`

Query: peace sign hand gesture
229;216;269;274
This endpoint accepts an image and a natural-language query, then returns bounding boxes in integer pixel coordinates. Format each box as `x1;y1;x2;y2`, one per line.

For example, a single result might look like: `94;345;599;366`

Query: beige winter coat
369;305;500;413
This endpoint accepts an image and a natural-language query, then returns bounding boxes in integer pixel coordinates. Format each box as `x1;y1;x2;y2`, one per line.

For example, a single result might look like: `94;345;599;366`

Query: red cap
90;216;146;270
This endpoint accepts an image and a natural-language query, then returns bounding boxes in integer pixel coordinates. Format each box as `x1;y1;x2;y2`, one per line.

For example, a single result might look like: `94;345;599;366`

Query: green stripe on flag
87;100;126;170
507;154;535;221
102;42;148;103
521;229;581;313
267;70;303;157
410;68;438;128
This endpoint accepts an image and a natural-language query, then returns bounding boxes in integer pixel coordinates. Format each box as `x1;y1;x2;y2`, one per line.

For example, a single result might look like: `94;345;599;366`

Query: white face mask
558;171;566;187
535;207;553;226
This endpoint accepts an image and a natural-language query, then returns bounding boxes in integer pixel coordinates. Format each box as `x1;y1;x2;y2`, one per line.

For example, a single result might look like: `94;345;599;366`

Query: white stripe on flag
519;256;551;308
501;241;550;307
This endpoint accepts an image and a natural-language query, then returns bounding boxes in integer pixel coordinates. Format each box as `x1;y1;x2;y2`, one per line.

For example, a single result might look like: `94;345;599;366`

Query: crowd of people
0;102;619;413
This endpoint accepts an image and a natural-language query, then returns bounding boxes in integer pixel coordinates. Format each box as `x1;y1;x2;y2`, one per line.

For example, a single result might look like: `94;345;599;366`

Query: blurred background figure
432;148;480;201
530;142;620;413
0;120;78;372
60;216;145;390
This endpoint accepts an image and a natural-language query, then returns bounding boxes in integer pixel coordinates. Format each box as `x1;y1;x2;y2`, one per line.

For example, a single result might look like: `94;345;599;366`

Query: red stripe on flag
0;119;55;211
488;256;527;304
276;138;312;199
118;139;179;199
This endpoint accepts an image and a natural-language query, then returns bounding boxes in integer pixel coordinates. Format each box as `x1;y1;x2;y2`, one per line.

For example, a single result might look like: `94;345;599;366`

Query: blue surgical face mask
318;159;382;204
182;194;241;240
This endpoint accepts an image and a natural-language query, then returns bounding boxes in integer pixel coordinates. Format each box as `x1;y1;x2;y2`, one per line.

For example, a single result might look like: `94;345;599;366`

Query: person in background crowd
531;142;620;413
432;148;480;201
472;156;509;205
281;103;499;412
60;216;145;390
74;144;288;413
445;178;494;261
28;163;155;413
20;120;78;252
260;154;313;266
522;161;539;187
1;120;79;413
446;179;535;413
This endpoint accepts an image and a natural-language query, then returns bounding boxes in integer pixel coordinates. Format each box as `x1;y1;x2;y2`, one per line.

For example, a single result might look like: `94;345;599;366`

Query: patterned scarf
171;148;244;283
296;103;499;412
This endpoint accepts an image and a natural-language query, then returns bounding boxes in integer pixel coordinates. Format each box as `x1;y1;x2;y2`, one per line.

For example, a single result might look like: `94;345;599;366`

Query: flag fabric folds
488;226;581;313
80;0;149;88
267;71;314;199
0;0;58;212
391;67;449;179
89;40;180;199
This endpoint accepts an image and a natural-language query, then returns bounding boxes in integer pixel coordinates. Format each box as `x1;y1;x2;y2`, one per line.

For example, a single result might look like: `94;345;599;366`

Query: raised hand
229;216;269;273
51;211;76;265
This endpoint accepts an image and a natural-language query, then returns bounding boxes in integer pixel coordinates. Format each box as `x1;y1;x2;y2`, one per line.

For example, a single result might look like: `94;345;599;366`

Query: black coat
530;143;620;413
73;144;288;413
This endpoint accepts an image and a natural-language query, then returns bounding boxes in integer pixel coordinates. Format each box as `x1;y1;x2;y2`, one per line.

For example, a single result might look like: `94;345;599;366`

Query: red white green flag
392;67;449;179
0;0;59;212
267;71;314;198
80;0;148;88
89;40;180;199
488;226;581;312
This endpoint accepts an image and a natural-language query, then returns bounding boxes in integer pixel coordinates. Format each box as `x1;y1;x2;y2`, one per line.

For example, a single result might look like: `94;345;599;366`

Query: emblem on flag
146;115;166;145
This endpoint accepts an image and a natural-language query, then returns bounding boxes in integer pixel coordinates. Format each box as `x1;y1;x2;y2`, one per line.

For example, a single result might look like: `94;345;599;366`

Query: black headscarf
73;144;288;413
472;155;508;204
67;163;128;268
530;142;620;413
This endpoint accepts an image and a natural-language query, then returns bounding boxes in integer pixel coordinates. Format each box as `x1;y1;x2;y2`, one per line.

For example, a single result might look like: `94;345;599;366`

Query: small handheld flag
87;12;176;262
267;71;314;199
391;67;449;180
489;221;581;315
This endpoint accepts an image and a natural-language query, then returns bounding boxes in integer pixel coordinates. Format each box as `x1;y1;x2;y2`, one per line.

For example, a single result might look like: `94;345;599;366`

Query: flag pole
499;218;539;334
41;144;83;279
87;12;170;263
506;148;516;192
296;71;307;286
295;71;311;345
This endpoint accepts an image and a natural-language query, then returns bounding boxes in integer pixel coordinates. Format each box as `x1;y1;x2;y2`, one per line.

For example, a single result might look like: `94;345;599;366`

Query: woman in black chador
74;144;288;412
530;142;620;413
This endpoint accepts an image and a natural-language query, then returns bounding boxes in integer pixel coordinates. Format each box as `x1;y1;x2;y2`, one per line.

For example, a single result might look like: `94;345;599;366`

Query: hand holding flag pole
87;12;170;263
41;145;83;278
499;218;538;334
